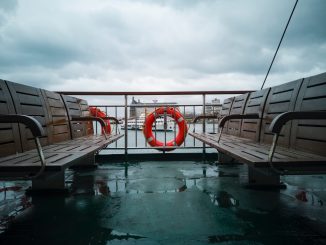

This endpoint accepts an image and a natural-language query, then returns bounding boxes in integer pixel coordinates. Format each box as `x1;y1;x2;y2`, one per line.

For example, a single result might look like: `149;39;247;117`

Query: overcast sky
0;0;325;105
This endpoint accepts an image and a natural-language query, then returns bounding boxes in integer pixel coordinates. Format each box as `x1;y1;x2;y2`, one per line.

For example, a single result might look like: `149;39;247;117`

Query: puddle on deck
0;161;325;244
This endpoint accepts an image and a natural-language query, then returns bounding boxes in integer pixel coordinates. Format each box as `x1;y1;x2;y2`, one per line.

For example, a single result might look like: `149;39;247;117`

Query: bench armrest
269;111;326;134
71;116;108;139
102;116;120;124
219;113;260;128
0;114;46;178
192;115;218;123
0;114;44;137
267;111;326;175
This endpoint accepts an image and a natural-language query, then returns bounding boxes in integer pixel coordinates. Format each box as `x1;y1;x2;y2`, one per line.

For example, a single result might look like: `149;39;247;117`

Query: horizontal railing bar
56;90;253;96
89;104;222;108
102;147;213;150
96;152;218;162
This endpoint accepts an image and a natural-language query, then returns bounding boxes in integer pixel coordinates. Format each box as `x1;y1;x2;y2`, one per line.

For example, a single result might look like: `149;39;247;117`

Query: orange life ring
89;107;111;134
143;107;188;151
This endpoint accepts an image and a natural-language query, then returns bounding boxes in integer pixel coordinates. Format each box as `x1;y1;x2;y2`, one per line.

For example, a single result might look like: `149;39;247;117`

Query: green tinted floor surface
0;161;326;245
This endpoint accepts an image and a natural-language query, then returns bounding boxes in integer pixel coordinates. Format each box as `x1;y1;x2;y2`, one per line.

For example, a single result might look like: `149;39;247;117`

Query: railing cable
261;0;299;90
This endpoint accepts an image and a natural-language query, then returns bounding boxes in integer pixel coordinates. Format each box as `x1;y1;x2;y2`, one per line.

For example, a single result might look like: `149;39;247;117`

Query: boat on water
121;113;175;131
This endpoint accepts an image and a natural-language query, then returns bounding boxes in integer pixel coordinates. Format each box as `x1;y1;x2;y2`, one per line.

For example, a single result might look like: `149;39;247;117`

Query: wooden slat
6;81;51;150
0;80;22;156
220;97;235;117
190;131;326;171
291;73;326;156
61;94;90;138
56;133;124;146
41;89;71;143
260;78;303;146
0;152;86;172
79;98;93;135
0;133;124;175
53;124;70;134
39;144;102;154
225;93;250;136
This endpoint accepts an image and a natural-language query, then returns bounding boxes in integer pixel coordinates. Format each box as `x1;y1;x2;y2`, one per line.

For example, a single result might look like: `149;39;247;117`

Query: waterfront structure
129;97;178;118
205;98;222;116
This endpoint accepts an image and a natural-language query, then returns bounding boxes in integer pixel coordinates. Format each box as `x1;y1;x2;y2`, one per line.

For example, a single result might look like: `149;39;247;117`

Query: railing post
212;106;215;133
202;94;206;154
193;105;196;147
115;106;118;148
135;109;138;147
124;95;128;158
183;105;186;147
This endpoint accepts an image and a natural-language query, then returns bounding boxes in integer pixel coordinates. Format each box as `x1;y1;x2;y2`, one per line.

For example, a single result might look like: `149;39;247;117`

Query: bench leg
31;171;66;192
246;167;286;189
218;152;238;164
72;153;97;169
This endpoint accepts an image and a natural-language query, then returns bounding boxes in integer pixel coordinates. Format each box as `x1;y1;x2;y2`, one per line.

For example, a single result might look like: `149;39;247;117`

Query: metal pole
124;95;128;157
202;94;206;154
174;105;176;146
155;106;157;145
212;106;215;133
115;106;118;148
95;106;98;134
145;106;148;148
164;106;167;154
135;113;138;147
183;105;186;147
193;105;196;147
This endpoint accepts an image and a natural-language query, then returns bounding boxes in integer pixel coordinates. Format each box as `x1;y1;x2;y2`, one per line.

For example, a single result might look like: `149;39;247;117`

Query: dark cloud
0;0;18;12
284;0;326;45
0;38;82;68
0;0;325;96
0;0;18;27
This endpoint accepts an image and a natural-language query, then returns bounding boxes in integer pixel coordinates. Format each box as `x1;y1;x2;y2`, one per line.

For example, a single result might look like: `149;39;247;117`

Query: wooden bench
190;72;326;187
0;79;123;191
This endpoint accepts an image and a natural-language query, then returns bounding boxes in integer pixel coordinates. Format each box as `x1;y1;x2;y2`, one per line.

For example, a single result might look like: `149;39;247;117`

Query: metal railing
58;91;252;155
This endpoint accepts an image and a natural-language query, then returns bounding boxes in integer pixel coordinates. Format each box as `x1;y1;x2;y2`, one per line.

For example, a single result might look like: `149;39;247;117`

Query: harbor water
1;161;325;244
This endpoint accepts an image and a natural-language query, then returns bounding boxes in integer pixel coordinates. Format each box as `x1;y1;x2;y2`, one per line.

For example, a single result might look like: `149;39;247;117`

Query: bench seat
55;134;123;146
0;152;88;174
191;132;326;171
191;72;326;187
0;133;123;175
194;132;253;143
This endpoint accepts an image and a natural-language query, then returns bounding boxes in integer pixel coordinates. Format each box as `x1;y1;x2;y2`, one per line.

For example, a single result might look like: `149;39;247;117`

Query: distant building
205;98;222;115
130;97;178;118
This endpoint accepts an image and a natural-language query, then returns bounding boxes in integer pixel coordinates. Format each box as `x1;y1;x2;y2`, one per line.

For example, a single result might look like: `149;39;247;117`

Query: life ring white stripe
177;117;184;123
147;137;153;143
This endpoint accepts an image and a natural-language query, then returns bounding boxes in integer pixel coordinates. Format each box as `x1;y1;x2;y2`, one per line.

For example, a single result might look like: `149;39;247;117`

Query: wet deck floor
0;161;326;244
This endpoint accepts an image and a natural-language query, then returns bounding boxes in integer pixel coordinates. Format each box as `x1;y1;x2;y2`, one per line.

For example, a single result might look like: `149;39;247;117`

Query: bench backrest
0;80;22;156
6;81;51;151
61;95;93;139
218;97;234;133
291;73;326;156
224;93;250;136
220;97;234;118
260;78;303;146
41;89;72;143
0;80;95;155
239;88;270;141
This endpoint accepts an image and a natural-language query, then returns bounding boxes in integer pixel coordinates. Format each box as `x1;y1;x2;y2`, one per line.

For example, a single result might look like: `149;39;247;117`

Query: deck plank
190;131;326;170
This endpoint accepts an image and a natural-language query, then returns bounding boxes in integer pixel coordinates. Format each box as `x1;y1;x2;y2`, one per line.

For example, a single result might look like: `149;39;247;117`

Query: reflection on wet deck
0;161;326;244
